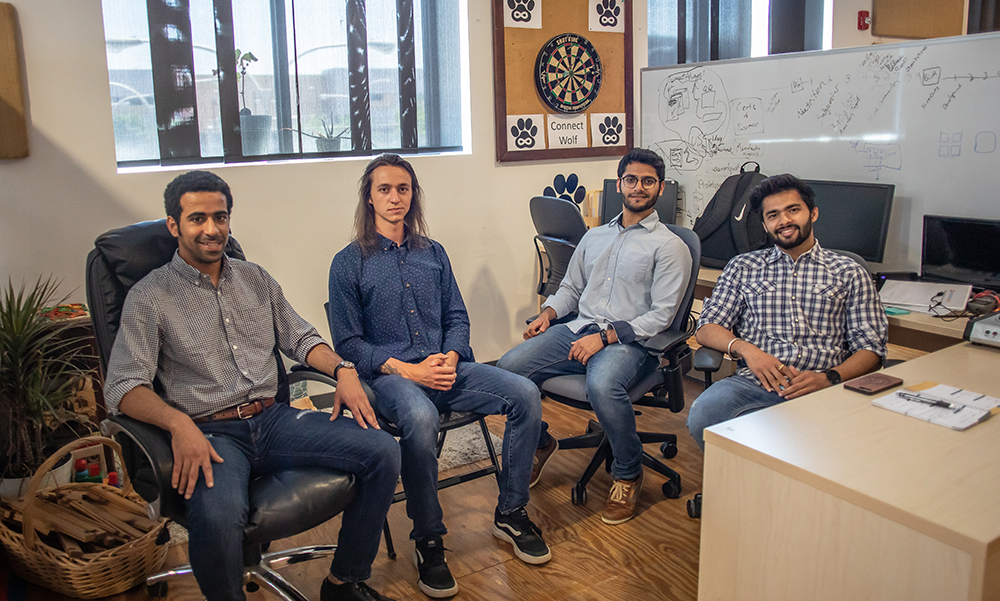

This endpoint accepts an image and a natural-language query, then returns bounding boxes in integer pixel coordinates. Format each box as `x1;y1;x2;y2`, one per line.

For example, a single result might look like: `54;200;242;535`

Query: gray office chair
530;196;589;297
536;224;701;504
601;178;679;226
87;220;356;600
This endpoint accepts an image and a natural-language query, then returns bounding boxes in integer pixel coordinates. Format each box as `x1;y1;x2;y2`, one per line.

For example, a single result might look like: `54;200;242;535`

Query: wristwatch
824;368;842;385
334;360;356;380
599;329;609;347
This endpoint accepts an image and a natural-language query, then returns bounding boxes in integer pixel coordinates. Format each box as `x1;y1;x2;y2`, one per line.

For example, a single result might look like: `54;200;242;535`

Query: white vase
0;456;74;500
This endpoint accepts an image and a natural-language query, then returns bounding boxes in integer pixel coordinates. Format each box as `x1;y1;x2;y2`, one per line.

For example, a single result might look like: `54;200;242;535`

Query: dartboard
534;33;603;114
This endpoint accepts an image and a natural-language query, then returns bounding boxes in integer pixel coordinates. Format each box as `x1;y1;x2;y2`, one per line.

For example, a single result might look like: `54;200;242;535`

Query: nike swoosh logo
734;203;747;221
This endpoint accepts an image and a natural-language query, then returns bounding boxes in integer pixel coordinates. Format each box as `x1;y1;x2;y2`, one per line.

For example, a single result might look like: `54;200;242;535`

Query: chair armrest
693;346;724;373
645;329;692;354
288;364;338;388
100;415;180;521
524;312;578;326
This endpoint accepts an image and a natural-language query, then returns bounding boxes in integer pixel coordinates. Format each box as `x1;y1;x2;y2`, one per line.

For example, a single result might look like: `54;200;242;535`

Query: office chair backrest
828;248;871;276
86;219;245;373
664;224;702;334
529;196;588;244
601;178;679;226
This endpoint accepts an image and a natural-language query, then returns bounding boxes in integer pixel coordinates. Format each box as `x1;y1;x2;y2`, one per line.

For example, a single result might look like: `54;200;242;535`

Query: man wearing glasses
498;148;692;525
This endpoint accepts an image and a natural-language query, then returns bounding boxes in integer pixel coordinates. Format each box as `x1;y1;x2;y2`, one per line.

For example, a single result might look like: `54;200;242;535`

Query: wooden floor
75;376;707;601
26;345;924;601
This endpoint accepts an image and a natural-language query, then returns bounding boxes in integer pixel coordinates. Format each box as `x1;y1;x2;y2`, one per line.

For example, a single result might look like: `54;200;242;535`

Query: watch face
826;369;841;385
534;33;603;114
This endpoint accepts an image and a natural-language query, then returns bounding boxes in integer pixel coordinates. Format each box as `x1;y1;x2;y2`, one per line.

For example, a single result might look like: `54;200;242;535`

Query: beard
768;219;813;250
623;190;657;214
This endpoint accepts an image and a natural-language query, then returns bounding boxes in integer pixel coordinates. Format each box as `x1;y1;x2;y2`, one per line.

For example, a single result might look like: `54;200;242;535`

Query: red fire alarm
858;10;871;30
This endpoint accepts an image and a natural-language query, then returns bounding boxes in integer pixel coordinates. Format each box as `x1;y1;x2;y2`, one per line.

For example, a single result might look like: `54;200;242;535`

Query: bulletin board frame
492;0;633;163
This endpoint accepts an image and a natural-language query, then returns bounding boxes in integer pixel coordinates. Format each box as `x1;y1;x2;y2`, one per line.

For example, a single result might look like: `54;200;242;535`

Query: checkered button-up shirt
698;242;887;384
104;252;327;418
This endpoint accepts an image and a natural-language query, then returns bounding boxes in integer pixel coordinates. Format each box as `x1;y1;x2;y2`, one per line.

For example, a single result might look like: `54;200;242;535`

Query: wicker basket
0;436;169;599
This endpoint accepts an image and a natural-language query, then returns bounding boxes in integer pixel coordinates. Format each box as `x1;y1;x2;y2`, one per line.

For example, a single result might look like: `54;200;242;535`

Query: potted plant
0;278;94;498
235;49;272;156
311;116;349;152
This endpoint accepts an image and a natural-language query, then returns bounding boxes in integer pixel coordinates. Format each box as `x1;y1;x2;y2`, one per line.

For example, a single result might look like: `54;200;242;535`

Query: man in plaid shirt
687;174;888;449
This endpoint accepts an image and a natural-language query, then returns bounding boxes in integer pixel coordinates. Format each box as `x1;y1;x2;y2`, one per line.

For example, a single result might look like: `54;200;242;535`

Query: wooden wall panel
0;2;28;159
872;0;966;39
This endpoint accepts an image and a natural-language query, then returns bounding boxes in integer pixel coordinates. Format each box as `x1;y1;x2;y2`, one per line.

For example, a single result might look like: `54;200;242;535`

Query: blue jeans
368;361;542;541
186;402;400;601
686;374;785;450
497;324;659;482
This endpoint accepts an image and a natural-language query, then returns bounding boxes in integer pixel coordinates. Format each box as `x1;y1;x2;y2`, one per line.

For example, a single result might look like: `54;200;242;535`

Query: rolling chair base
561;419;682;506
144;544;338;601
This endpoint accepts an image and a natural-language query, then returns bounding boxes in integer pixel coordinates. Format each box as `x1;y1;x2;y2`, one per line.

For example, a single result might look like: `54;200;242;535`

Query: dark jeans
368;362;542;541
186;402;400;601
497;324;660;481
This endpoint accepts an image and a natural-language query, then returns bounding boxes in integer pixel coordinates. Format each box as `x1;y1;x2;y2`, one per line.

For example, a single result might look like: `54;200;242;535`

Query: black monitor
803;179;895;263
601;178;679;226
922;215;1000;290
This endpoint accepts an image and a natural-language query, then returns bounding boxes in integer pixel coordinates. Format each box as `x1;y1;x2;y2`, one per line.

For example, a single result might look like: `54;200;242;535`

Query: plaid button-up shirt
104;252;327;418
698;242;887;384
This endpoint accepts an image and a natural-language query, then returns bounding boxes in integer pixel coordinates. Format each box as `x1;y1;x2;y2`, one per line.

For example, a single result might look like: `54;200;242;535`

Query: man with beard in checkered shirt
104;171;400;601
687;174;888;450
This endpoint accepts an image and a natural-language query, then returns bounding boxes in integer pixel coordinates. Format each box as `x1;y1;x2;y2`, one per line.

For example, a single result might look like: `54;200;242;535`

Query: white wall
0;0;648;361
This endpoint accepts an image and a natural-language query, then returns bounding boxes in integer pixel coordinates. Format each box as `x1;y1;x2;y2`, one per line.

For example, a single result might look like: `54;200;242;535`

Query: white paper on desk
879;280;971;314
872;384;997;431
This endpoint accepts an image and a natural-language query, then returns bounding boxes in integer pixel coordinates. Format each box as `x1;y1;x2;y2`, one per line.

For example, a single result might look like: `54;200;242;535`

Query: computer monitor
601;178;679;226
803;179;895;263
922;215;1000;290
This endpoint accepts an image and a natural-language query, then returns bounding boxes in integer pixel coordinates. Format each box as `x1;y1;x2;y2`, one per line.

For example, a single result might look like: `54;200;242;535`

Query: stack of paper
873;383;999;430
879;280;972;315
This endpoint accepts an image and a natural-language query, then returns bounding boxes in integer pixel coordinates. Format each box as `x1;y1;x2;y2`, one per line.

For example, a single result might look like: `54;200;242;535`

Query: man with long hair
328;155;550;599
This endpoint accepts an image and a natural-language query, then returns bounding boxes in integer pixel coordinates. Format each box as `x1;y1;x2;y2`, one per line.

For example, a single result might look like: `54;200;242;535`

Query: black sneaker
413;536;458;598
320;578;396;601
492;507;551;565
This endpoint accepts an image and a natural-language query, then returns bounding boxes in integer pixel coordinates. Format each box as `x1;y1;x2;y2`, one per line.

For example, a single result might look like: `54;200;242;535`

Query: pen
896;390;957;410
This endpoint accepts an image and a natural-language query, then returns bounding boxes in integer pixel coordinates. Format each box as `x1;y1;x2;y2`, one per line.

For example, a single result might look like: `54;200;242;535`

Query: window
101;0;466;168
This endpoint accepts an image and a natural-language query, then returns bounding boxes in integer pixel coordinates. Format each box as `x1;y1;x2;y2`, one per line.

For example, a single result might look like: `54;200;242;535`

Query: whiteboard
640;32;1000;270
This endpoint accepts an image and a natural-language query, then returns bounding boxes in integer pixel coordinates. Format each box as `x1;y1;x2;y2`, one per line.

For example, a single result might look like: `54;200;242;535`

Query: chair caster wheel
662;479;681;499
660;441;678;459
245;582;260;593
146;582;168;598
387;550;397;560
687;493;702;519
571;485;588;505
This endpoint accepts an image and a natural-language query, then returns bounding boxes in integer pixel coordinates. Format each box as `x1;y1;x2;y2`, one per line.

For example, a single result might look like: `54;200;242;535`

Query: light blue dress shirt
542;211;692;349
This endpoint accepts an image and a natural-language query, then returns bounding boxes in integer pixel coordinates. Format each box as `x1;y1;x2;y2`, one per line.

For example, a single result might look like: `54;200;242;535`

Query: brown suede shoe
602;471;643;525
529;437;558;488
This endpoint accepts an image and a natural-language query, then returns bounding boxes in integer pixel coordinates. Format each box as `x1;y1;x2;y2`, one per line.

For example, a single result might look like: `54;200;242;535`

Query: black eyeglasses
620;175;660;190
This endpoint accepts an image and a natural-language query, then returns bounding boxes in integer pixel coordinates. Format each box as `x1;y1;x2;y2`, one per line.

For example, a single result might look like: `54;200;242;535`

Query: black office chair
529;196;589;297
537;224;701;504
318;309;502;561
600;178;679;226
86;220;356;601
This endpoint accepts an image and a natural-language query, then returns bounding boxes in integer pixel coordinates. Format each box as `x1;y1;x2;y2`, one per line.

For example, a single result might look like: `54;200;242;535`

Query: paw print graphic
598;116;622;145
544;173;587;205
596;0;620;27
511;118;538;149
508;0;535;23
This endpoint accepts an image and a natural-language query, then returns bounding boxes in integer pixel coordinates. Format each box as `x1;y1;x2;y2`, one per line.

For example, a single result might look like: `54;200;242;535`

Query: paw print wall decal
511;118;538;149
544;173;587;205
599;116;622;145
596;0;621;28
507;0;536;23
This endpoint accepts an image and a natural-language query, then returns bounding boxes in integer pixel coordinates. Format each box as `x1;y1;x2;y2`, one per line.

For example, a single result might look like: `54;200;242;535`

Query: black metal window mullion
147;0;200;159
709;0;720;61
397;0;418;149
213;0;241;159
347;0;373;151
677;0;687;64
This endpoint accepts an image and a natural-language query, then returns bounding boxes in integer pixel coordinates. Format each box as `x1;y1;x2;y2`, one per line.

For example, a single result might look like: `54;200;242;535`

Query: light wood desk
699;342;1000;601
696;266;969;352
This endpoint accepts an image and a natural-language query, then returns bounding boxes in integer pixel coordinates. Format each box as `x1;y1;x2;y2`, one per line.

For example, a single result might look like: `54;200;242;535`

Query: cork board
0;2;28;159
493;0;633;163
872;0;965;39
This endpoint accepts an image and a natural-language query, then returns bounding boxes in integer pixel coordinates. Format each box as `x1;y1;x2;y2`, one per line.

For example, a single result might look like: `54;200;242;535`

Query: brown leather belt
193;398;275;424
